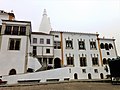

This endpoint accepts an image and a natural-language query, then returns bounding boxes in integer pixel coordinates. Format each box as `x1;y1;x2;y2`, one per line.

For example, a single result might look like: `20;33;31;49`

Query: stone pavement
0;81;120;90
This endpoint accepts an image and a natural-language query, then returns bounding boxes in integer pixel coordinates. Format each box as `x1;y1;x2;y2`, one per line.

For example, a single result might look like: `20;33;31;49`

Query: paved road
0;82;120;90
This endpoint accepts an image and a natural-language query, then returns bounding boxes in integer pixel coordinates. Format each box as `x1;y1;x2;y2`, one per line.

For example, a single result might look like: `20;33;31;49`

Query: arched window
103;58;107;64
108;58;111;62
105;43;109;50
100;73;104;79
109;43;113;49
74;73;78;79
9;69;16;75
100;43;104;49
88;73;92;79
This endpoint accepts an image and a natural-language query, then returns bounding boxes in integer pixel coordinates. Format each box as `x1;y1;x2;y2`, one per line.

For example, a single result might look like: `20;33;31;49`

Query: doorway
54;58;61;68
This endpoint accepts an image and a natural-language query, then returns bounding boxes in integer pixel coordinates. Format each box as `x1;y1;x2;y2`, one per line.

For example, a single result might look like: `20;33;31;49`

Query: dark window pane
5;26;12;35
47;39;50;44
79;41;85;50
33;46;37;56
20;26;26;35
80;57;87;67
67;57;74;65
92;57;98;65
15;40;20;50
40;38;44;44
9;39;21;50
49;58;53;64
33;38;37;44
100;43;104;49
66;40;73;49
46;49;50;53
103;58;107;64
12;26;19;35
9;39;14;50
105;43;109;50
90;41;96;49
54;41;61;49
109;43;113;49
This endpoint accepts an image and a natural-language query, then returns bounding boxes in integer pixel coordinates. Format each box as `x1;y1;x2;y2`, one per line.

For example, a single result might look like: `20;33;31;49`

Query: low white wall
2;67;72;84
2;67;108;84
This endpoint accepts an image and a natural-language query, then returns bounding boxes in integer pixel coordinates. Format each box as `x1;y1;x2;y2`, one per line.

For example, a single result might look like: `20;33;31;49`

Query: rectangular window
66;40;73;49
80;57;87;67
5;26;12;35
107;52;110;55
33;38;37;44
92;57;99;66
33;46;37;56
82;69;86;73
20;26;26;35
79;41;85;50
67;56;74;66
54;41;61;49
94;69;98;73
47;39;50;44
46;49;50;53
55;35;59;38
12;26;19;35
9;39;21;50
40;38;44;44
90;41;97;49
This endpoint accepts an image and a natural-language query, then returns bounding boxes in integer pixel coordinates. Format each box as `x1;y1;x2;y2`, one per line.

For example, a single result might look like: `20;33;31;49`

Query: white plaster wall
31;34;53;47
100;39;117;59
62;33;101;67
0;14;9;20
31;34;54;56
0;35;28;76
50;32;110;78
50;32;62;60
2;67;107;84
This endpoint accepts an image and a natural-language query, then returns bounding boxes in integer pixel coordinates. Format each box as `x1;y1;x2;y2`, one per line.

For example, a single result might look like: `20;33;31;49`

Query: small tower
39;9;51;34
0;10;15;20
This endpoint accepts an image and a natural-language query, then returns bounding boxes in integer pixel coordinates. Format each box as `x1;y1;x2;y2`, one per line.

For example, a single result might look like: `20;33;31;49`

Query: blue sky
1;0;120;55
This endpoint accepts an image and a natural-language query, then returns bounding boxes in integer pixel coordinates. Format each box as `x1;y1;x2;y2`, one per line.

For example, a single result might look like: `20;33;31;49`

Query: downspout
60;32;64;66
97;35;103;66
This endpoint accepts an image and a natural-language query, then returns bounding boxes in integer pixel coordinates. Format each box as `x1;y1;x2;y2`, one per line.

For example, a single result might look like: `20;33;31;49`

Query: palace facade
0;10;117;84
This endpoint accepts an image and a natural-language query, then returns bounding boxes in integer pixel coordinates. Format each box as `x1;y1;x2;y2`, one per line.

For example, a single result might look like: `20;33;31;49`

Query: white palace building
0;10;118;84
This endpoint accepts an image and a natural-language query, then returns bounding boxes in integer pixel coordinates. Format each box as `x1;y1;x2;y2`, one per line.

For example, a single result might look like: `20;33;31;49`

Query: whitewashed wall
2;67;106;84
0;35;27;76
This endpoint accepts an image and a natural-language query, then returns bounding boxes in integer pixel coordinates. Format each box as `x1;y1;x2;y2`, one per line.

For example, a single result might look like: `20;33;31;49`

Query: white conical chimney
39;9;51;34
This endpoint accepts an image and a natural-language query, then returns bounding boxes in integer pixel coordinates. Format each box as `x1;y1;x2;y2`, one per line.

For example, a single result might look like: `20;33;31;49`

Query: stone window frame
65;37;73;49
46;39;50;44
82;69;86;73
78;39;86;50
54;41;61;49
46;48;50;54
8;38;21;50
79;54;87;67
66;54;74;66
33;38;37;44
89;39;97;50
40;38;44;44
91;54;99;66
